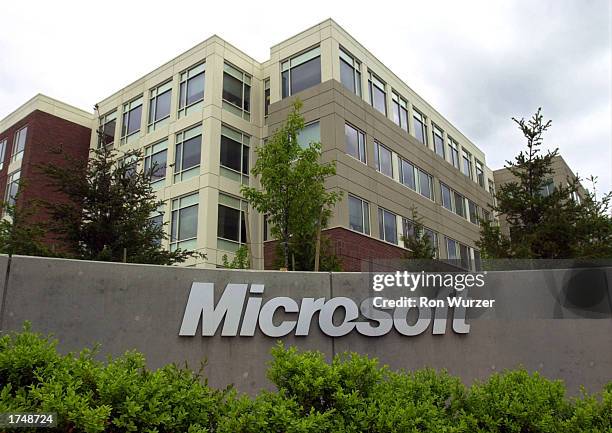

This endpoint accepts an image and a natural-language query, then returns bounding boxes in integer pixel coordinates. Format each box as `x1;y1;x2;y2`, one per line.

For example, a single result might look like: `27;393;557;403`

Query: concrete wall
1;255;610;395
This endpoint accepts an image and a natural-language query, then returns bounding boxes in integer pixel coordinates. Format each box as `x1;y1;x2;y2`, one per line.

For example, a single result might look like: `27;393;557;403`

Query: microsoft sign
179;283;471;337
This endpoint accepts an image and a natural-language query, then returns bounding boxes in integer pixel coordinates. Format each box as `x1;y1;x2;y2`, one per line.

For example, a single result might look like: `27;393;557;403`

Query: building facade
0;94;92;251
90;19;498;271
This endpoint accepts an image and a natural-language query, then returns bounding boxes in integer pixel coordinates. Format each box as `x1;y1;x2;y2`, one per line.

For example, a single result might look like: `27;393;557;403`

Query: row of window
0;126;28;170
339;47;489;190
348;194;481;269
345;122;485;215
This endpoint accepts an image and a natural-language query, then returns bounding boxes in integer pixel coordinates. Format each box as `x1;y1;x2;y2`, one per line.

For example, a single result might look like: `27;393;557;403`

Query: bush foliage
1;325;610;432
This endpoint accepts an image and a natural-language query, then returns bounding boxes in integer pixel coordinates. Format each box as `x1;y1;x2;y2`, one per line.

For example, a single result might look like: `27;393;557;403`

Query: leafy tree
478;108;612;259
0;186;51;257
39;126;202;265
221;244;250;269
401;208;437;260
241;100;342;270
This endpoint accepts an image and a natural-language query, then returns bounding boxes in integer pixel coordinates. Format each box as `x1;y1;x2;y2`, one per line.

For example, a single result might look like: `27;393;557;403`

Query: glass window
462;149;473;179
170;193;198;251
5;169;20;207
178;63;205;118
217;193;247;252
475;160;485;187
220;125;250;185
281;47;321;98
264;78;270;116
0;138;6;170
222;62;251;121
446;237;458;260
413;109;427;145
297;121;320;149
368;71;387;115
99;111;117;147
454;191;466;218
399;158;415;190
144;139;168;185
460;244;470;270
339;47;361;96
539;179;555;197
378;207;397;244
148;81;172;131
433;124;445;158
488;179;497;205
448;137;460;169
349;195;370;235
440;182;452;210
149;204;165;232
418;168;432;199
483;209;491;222
121;97;143;143
374;141;393;178
174;124;202;182
12;126;27;161
345;123;366;163
392;92;409;131
468;200;480;225
423;228;438;257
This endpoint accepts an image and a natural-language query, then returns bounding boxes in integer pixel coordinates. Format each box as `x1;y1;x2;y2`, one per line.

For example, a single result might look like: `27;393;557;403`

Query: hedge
0;325;610;432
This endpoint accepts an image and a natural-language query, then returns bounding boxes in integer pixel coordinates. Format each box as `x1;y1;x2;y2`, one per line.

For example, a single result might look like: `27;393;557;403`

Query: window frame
475;159;485;187
217;192;248;253
368;71;387;116
378;207;398;245
374;141;393;178
99;110;117;147
178;62;206;118
220;125;250;185
222;62;251;121
412;108;428;145
391;91;409;132
348;194;370;235
339;47;362;97
144;139;168;187
148;81;172;132
170;192;199;252
264;78;270;117
12;126;28;162
433;123;445;158
174;124;202;183
345;123;367;164
0;138;7;170
462;148;473;179
448;137;460;169
5;169;20;207
281;46;321;98
120;96;143;144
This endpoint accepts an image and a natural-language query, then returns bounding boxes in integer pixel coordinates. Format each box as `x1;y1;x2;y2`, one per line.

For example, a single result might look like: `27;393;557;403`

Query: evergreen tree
478;108;612;259
39;127;202;265
401;208;437;260
241;100;342;270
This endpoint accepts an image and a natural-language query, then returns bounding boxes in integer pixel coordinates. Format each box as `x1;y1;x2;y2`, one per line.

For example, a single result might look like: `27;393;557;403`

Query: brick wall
263;227;406;271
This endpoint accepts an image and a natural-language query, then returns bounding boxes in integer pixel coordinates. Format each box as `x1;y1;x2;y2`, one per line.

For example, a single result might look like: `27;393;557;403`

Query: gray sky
1;0;610;195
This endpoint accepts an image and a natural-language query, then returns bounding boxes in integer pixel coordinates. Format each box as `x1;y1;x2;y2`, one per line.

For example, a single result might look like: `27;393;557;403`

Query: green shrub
1;326;610;432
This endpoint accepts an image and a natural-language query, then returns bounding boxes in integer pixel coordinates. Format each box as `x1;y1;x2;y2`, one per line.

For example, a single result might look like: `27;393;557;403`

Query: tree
401;208;437;260
478;108;612;259
39;125;202;265
241;100;342;270
0;186;52;257
221;245;250;269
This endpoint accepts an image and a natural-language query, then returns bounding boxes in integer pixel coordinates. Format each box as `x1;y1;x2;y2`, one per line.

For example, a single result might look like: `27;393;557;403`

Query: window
282;46;321;98
446;237;458;260
339;47;361;96
433;124;445;158
488;179;497;205
5;170;20;207
149;204;165;235
170;193;198;251
462;148;473;179
220;125;250;185
264;78;270;117
0;138;6;170
12;126;27;162
475;159;485;187
99;111;117;146
448;137;460;169
144;139;168;186
121;154;138;179
148;81;172;132
174;124;202;182
483;209;491;222
297;121;320;149
440;182;452;211
349;195;370;235
121;97;143;144
454;191;466;218
378;207;397;244
468;200;480;225
345;123;366;163
374;141;393;178
423;228;438;257
418;168;433;199
459;244;470;270
368;71;387;115
539;179;555;197
178;62;205;118
413;109;427;145
217;193;247;252
402;219;438;256
263;214;272;241
399;158;416;190
392;92;409;131
222;63;251;121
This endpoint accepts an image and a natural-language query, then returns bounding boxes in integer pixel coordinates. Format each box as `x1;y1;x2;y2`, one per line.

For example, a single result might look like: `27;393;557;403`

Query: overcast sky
1;1;610;195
